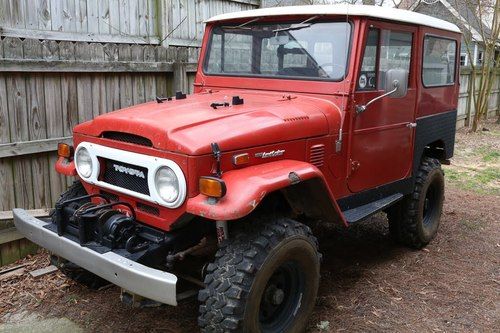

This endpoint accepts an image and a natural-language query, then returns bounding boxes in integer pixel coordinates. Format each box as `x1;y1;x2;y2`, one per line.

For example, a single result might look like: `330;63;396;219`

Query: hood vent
309;144;325;167
102;131;153;147
283;115;309;122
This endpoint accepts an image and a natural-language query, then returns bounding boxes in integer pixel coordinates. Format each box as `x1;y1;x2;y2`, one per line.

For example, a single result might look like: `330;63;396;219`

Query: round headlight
155;166;179;203
75;146;93;178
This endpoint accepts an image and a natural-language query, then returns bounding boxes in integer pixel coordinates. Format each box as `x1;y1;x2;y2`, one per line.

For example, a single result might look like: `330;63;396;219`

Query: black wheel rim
259;260;305;332
423;180;439;227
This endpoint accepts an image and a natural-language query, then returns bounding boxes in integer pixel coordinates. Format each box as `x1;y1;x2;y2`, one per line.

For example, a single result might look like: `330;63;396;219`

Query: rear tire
50;181;110;289
198;217;321;332
388;157;445;248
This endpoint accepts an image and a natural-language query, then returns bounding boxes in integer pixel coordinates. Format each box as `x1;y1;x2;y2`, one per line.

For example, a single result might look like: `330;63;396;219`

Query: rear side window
422;36;457;87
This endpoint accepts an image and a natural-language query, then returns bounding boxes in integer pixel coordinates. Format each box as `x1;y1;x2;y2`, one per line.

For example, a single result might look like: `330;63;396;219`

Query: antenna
335;4;350;153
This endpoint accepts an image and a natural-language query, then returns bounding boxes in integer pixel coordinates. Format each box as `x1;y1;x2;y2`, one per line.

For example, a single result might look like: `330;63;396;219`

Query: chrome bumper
13;209;178;306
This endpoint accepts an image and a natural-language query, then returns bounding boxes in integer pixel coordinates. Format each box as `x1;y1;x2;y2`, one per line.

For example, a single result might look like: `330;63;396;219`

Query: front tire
198;218;321;332
388;157;445;248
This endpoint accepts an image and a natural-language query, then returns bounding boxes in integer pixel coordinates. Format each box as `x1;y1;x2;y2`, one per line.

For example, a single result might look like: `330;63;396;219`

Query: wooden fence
457;68;500;128
0;0;259;266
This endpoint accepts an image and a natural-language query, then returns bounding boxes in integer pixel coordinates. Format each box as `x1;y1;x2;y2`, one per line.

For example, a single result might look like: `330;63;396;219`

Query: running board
342;193;404;224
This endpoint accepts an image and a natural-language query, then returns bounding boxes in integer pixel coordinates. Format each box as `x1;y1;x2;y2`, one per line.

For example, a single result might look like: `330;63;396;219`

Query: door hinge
406;122;417;128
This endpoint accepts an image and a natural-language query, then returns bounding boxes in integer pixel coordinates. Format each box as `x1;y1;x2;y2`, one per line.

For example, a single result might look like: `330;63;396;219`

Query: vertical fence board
118;44;133;108
4;38;35;210
119;0;131;35
98;0;111;35
24;39;52;208
0;40;15;210
0;240;21;266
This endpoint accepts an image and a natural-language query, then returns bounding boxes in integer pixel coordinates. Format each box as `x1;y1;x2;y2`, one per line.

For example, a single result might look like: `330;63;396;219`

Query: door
348;23;417;193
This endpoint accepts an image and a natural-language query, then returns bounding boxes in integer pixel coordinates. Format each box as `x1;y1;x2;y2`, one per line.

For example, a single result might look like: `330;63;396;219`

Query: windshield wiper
222;17;260;30
272;15;319;33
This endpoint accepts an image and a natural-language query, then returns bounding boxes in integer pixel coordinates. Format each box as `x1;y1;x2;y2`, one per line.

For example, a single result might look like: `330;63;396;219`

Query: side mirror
385;68;408;98
356;68;409;114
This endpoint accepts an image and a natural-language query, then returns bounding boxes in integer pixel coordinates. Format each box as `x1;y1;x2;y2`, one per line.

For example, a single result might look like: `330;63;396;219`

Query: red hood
74;90;341;155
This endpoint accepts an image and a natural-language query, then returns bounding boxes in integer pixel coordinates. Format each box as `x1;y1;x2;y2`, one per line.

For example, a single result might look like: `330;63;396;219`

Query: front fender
186;159;346;224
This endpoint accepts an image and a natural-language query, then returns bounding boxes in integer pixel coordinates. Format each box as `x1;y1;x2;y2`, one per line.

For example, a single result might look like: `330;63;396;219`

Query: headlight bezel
74;142;187;209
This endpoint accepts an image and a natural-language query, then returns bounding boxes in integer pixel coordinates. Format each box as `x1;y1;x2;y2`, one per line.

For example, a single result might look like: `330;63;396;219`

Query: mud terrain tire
50;181;110;289
198;217;321;333
388;157;445;248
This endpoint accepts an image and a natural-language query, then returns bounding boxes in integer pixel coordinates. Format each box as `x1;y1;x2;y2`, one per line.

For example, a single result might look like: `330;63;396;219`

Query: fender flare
55;157;77;176
186;159;347;225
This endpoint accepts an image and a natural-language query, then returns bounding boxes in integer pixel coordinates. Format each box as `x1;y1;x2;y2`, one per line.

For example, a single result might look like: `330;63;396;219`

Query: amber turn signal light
199;176;227;198
57;143;73;158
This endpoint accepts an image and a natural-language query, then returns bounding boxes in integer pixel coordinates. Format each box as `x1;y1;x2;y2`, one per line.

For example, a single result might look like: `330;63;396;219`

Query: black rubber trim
337;177;413;212
412;110;457;176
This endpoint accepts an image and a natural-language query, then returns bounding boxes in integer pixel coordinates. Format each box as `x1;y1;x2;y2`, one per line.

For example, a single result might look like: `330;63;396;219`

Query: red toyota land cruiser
14;5;460;332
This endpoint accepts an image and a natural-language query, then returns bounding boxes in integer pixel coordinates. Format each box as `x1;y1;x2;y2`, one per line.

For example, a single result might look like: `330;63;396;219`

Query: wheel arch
185;160;347;226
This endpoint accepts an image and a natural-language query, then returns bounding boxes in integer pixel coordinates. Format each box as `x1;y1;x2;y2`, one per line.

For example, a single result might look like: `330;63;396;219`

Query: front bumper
13;209;178;306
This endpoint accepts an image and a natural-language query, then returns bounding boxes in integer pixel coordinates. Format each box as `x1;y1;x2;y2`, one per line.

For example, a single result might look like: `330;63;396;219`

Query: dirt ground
1;122;499;332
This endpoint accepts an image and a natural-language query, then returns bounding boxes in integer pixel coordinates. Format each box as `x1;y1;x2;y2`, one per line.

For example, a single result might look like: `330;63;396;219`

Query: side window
423;36;457;86
358;28;379;90
378;30;412;90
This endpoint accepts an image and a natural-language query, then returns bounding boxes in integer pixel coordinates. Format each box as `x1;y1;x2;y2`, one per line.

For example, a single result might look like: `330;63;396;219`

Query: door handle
406;122;417;128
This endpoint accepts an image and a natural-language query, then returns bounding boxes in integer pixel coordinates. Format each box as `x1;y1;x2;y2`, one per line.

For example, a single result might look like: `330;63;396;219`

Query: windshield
204;21;351;81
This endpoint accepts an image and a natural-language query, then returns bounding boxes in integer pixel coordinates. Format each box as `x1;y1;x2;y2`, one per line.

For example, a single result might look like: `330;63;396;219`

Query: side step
342;193;404;224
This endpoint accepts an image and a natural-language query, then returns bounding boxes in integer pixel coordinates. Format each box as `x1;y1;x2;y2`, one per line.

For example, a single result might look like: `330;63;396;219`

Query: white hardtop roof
206;5;461;33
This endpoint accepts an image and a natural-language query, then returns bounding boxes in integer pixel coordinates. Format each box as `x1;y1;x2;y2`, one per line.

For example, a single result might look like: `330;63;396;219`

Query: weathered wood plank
0;137;72;159
0;59;185;72
0;240;21;266
76;0;89;32
118;44;133;108
103;43;121;113
75;43;94;123
119;0;131;35
0;227;24;244
131;45;146;105
61;0;77;32
50;0;63;32
90;44;107;117
4;37;35;210
41;40;66;205
0;27;161;45
87;0;99;34
8;0;26;28
98;0;111;34
37;0;52;30
0;209;50;221
23;39;52;208
18;238;39;260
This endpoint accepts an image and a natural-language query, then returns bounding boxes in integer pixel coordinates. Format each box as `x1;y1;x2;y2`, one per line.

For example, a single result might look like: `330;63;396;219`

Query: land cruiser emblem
113;164;146;179
255;150;285;158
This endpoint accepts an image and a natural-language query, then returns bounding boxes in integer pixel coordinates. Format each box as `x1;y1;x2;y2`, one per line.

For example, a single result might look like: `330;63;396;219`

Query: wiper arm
272;15;319;33
222;17;260;30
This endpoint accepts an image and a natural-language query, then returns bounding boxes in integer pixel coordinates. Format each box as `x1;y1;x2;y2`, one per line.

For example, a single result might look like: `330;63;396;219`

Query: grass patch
444;166;499;195
481;149;499;163
460;219;484;232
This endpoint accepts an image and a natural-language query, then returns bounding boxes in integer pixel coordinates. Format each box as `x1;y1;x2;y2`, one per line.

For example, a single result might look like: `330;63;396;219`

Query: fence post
157;0;171;48
465;68;474;127
173;62;188;93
